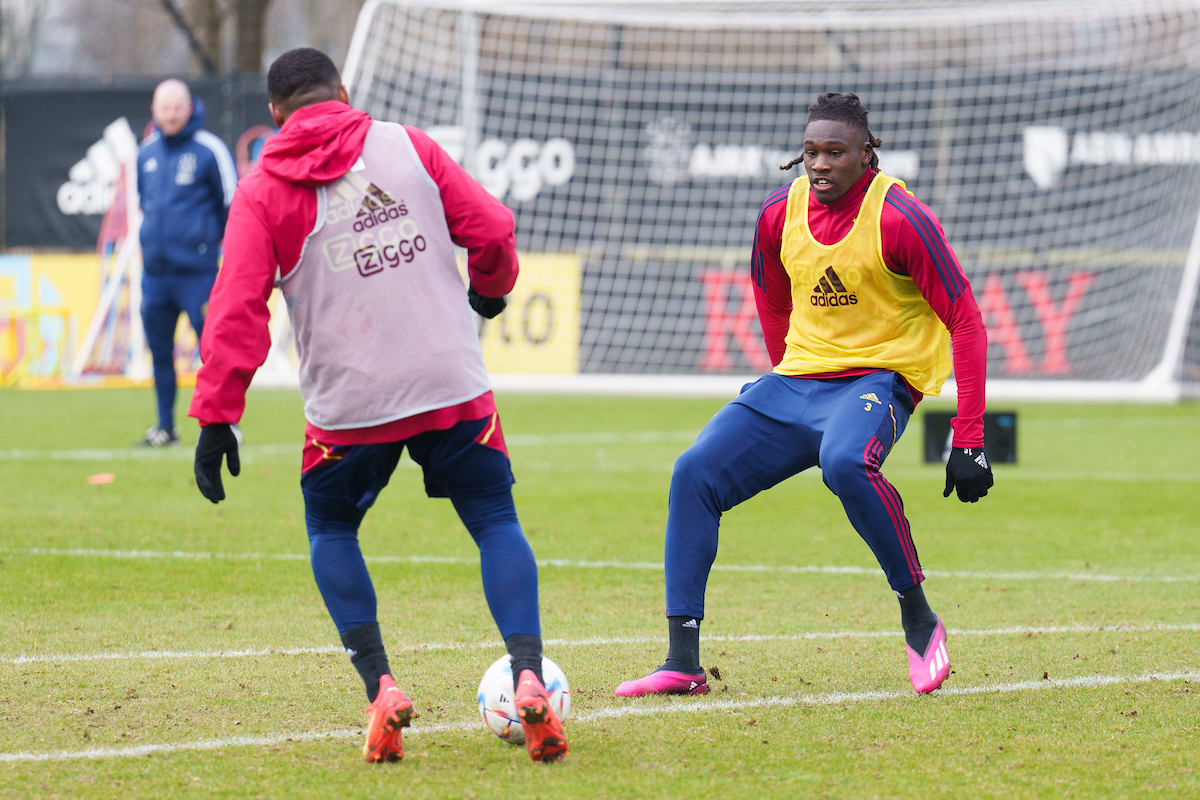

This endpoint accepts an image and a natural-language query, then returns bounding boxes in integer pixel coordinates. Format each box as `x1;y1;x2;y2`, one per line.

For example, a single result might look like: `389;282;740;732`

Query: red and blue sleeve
751;185;794;366
881;185;987;448
405;126;518;298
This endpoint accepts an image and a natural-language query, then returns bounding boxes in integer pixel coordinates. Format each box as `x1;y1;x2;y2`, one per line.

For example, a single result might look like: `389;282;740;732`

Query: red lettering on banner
1016;271;1095;375
977;273;1034;374
698;269;772;372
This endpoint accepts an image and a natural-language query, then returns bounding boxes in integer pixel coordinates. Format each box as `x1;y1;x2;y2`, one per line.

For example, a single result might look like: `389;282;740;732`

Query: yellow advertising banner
3;250;581;387
470;252;581;374
0;253;101;385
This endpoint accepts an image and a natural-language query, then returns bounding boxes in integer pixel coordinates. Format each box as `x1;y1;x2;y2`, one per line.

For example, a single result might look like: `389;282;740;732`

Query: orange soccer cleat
362;674;415;763
514;669;568;762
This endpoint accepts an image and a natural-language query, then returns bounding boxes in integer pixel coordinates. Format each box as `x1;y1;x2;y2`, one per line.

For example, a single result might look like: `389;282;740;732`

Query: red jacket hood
259;101;373;187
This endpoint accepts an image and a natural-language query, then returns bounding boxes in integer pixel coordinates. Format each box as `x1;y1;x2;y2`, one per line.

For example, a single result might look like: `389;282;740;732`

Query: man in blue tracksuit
137;79;237;446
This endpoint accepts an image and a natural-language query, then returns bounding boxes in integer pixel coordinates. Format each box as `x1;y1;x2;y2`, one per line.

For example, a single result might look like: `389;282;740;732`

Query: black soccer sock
656;615;703;674
897;584;940;657
505;633;544;686
341;621;392;703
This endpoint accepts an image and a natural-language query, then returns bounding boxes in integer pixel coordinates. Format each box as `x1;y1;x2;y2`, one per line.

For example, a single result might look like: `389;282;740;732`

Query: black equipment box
923;411;1017;464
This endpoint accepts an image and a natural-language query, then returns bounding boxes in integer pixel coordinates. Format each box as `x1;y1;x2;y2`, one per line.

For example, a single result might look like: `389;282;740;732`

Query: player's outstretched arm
195;423;242;503
188;187;277;502
881;185;992;502
405;125;518;309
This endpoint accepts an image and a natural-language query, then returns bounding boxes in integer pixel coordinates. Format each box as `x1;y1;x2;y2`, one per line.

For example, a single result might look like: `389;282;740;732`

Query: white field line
3;546;1197;584
0;431;699;463
2;669;1196;764
6;426;1200;484
578;670;1200;721
1021;416;1200;431
507;430;700;446
0;444;297;462
4;622;1197;667
4;415;1198;463
9;448;1200;484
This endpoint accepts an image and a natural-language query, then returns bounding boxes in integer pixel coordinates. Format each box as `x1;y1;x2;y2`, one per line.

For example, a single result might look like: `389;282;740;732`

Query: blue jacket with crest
137;98;237;273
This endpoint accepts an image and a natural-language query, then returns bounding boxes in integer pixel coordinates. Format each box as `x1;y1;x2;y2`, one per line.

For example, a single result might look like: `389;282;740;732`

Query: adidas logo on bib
351;181;408;232
356;183;396;216
810;266;858;308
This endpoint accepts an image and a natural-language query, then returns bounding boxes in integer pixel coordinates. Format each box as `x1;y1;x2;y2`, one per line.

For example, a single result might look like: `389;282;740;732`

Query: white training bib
281;122;490;429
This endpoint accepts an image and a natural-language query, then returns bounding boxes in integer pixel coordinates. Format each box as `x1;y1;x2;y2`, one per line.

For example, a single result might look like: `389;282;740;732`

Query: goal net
343;0;1200;399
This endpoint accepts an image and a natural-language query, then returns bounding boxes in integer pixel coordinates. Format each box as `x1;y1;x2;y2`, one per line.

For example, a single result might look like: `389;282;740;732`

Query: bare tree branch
157;0;218;73
234;0;271;73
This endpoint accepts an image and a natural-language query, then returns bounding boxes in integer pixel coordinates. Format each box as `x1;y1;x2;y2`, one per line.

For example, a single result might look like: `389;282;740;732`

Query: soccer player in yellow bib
616;93;993;698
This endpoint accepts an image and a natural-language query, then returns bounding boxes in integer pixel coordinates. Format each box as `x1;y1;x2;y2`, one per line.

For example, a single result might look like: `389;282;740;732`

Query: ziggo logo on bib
322;219;427;277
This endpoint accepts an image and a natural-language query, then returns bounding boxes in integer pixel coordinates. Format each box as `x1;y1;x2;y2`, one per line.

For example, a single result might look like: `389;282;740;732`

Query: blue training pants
665;371;921;619
141;270;216;431
300;416;540;639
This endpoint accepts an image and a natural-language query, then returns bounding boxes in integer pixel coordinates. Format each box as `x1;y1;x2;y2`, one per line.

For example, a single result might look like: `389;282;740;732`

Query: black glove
195;424;241;504
943;447;993;503
468;287;507;319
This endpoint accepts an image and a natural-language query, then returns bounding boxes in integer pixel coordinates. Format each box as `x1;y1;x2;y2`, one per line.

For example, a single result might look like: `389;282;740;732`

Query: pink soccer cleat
907;619;950;693
614;669;708;697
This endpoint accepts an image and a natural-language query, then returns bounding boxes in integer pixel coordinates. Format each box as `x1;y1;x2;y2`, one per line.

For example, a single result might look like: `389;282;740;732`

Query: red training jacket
188;100;518;465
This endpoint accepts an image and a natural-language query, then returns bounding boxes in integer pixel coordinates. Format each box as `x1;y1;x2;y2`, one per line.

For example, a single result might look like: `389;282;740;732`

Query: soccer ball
477;654;571;745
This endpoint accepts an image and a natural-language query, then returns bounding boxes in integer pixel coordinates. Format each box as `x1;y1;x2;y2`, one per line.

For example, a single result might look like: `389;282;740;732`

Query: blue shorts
300;416;515;526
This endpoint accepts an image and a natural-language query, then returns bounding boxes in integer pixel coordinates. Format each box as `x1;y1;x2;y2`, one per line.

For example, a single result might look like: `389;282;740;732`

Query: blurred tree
234;0;271;73
4;0;368;76
64;0;192;76
1;0;50;77
265;0;366;70
186;0;223;71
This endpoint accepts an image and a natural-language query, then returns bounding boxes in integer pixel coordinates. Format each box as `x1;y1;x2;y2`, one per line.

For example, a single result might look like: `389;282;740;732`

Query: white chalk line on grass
0;431;701;464
579;670;1200;721
4;422;1200;483
5;622;1197;667
5;415;1199;464
0;444;298;462
2;669;1196;764
3;546;1197;585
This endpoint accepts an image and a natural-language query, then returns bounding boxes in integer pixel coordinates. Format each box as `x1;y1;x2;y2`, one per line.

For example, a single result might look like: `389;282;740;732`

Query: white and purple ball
477;654;571;745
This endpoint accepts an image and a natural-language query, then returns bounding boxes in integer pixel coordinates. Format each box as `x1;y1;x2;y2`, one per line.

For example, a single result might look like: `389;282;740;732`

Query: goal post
341;0;1200;401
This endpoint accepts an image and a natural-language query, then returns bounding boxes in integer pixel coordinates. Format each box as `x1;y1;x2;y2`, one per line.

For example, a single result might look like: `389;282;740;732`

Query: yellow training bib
775;173;951;396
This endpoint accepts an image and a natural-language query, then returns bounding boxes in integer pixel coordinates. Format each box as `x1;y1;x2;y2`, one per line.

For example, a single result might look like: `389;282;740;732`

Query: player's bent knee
820;452;868;494
671;447;718;494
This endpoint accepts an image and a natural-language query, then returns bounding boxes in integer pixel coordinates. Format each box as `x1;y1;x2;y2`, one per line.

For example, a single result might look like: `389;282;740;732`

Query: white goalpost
340;0;1200;400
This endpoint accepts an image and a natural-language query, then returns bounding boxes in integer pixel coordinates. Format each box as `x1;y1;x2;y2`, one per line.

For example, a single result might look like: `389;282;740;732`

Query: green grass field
1;387;1197;798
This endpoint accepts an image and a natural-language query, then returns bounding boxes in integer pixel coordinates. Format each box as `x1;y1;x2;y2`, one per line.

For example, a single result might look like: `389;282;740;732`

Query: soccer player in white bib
616;92;994;699
188;48;567;763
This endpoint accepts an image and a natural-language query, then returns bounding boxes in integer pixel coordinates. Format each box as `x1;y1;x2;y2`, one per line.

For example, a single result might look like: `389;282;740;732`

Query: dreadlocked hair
780;91;883;171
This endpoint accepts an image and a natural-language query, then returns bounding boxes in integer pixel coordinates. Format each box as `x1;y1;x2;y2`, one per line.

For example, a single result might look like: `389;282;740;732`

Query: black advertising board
2;76;271;250
369;59;1200;378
